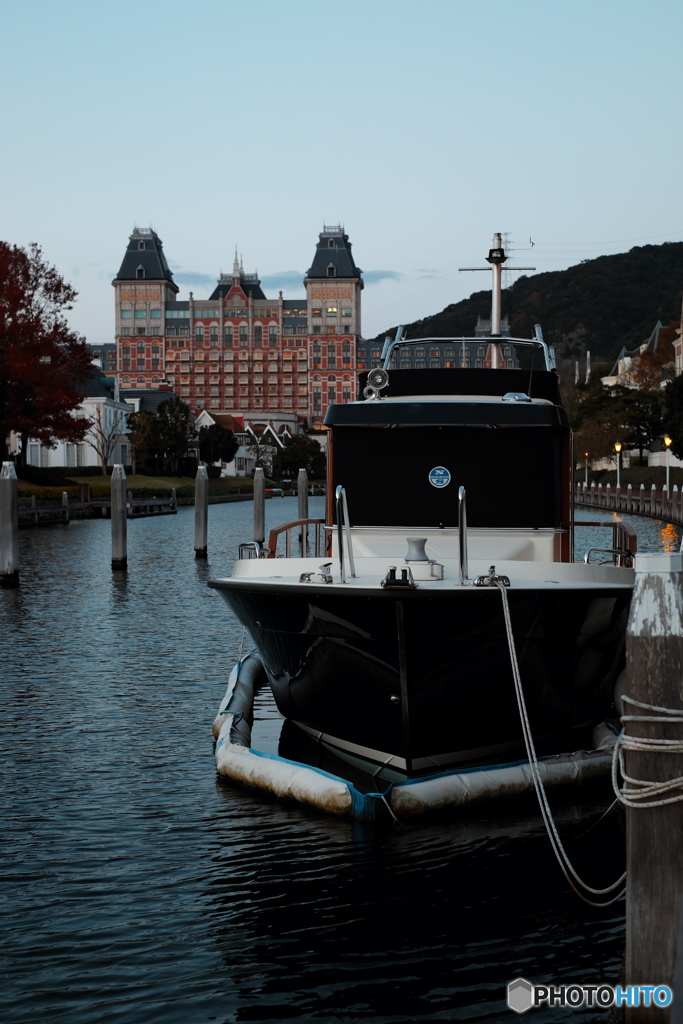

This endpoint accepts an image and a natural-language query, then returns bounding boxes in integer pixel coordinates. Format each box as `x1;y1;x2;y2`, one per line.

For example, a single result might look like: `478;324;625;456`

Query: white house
26;366;131;471
194;411;292;476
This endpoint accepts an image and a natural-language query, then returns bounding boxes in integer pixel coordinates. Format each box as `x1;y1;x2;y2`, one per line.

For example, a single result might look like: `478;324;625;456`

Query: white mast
459;233;535;369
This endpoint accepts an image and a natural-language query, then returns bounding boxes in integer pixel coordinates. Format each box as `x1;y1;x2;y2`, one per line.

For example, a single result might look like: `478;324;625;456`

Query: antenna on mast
459;233;536;367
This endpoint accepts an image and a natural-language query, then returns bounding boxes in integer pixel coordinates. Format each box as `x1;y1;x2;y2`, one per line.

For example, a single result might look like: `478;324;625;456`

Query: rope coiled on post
612;695;683;809
494;580;626;907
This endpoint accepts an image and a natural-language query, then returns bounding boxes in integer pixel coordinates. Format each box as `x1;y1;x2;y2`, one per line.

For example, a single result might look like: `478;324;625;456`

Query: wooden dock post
111;465;128;571
624;552;683;1021
62;490;69;522
297;467;309;554
254;468;265;548
170;487;177;510
0;461;19;588
194;465;208;559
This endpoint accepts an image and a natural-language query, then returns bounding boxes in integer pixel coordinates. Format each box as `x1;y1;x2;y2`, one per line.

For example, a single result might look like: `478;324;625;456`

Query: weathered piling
624;552;683;1022
297;467;309;554
62;491;69;522
0;462;19;588
170;487;177;510
194;465;208;559
254;468;265;547
111;465;128;571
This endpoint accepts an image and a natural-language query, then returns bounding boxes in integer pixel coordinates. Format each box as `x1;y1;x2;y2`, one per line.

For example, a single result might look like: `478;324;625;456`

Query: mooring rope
494;579;626;907
612;695;683;809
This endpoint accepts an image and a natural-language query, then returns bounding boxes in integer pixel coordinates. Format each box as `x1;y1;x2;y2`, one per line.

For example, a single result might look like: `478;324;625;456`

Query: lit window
326;307;337;316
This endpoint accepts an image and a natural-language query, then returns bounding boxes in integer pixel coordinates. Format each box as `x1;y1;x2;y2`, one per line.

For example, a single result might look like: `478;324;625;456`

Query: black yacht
209;235;635;784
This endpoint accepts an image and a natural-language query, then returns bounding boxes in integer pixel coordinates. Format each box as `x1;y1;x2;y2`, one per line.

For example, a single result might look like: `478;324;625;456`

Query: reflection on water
659;521;679;552
575;508;681;557
3;498;673;1023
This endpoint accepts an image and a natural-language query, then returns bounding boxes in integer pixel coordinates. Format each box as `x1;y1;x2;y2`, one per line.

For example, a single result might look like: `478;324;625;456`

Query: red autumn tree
0;241;94;463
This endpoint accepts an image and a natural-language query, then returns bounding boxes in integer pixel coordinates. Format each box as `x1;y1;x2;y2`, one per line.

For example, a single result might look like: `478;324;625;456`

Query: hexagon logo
508;978;534;1014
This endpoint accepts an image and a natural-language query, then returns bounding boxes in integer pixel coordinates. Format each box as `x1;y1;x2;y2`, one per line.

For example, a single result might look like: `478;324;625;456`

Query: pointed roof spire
240;253;244;274
233;247;240;277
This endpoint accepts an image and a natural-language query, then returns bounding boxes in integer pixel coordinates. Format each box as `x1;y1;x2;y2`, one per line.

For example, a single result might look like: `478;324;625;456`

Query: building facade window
254;325;262;343
239;326;248;346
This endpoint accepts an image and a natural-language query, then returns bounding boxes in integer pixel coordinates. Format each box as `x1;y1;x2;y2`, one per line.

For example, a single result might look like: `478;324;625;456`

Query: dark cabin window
333;424;562;529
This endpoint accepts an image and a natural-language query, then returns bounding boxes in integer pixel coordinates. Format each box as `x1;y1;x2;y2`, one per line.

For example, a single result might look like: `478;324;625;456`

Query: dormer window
136;265;145;280
138;241;145;250
328;240;335;248
327;264;335;278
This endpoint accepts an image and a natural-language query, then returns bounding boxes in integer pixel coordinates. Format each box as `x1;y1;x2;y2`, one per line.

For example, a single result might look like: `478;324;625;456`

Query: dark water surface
2;501;677;1023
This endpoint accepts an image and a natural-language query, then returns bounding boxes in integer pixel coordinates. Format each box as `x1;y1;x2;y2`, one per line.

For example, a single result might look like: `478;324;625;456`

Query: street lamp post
584;452;590;487
664;435;672;492
614;442;622;491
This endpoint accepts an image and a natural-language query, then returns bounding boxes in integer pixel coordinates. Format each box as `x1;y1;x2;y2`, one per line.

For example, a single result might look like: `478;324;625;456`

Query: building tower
112;228;178;388
305;226;363;426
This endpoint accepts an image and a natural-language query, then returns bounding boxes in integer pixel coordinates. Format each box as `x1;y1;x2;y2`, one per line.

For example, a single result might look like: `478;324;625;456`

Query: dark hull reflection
214;583;631;774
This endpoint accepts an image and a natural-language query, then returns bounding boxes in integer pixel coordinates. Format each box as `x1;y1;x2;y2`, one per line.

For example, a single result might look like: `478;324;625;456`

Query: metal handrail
584;546;633;566
458;485;468;584
265;518;324;559
335;485;356;583
238;541;265;560
577;521;637;567
381;331;554;372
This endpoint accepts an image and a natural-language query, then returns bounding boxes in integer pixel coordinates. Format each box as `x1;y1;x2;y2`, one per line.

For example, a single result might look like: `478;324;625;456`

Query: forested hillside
372;242;683;364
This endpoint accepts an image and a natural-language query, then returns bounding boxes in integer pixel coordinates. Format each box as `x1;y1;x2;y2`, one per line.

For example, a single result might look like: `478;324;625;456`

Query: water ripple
0;499;633;1022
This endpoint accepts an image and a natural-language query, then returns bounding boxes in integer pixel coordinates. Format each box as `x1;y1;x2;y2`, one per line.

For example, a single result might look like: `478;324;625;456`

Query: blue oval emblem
428;466;451;488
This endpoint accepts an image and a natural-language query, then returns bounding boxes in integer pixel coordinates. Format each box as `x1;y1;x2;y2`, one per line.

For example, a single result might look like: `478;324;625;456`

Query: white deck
228;555;633;591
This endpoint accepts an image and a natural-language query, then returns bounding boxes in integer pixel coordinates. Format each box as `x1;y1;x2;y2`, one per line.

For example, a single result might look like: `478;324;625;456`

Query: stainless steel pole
297;467;308;554
458;485;468;584
254;468;265;547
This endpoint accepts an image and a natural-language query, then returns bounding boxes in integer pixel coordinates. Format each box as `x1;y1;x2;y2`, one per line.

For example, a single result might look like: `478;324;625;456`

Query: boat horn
364;367;389;400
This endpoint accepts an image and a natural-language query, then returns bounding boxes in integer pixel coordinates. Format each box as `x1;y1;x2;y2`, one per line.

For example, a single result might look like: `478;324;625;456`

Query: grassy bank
17;474;261;501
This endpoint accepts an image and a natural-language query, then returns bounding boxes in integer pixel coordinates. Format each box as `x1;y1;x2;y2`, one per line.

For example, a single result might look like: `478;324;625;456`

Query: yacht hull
209;580;630;775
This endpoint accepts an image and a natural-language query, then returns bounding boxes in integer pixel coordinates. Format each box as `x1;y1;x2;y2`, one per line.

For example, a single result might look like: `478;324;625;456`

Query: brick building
112;225;363;428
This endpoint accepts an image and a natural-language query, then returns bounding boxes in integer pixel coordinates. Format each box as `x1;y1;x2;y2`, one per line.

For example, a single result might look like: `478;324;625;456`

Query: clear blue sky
2;0;682;346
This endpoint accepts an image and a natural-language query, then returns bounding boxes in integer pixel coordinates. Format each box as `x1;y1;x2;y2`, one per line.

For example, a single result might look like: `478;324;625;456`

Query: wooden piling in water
0;461;19;588
298;467;308;554
254;468;265;547
194;465;208;559
111;465;128;571
62;491;69;522
625;552;683;1022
